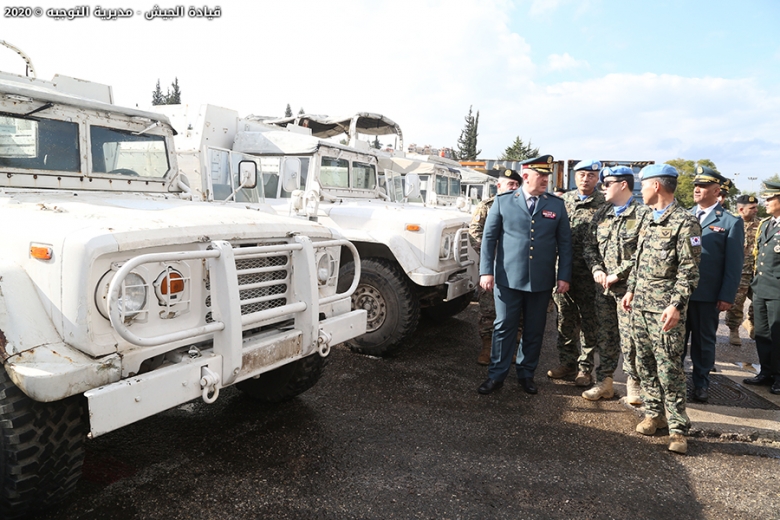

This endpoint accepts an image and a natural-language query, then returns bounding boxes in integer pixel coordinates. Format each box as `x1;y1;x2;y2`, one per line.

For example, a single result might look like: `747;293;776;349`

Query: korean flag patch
690;236;701;247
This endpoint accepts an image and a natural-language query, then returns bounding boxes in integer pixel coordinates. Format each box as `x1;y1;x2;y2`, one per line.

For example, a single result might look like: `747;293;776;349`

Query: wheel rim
352;283;387;332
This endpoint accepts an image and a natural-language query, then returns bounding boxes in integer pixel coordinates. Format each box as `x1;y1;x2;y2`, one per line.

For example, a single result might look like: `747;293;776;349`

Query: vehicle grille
205;243;291;323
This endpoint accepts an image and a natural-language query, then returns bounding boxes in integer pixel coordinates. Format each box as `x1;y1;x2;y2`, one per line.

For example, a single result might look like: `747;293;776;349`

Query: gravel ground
35;304;780;520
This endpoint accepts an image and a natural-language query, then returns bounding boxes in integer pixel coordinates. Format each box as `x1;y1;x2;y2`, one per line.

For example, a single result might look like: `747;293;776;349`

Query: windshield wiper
23;102;53;117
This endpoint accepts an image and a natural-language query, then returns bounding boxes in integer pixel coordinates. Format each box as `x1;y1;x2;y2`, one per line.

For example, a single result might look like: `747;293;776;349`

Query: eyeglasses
576;172;598;179
601;180;625;189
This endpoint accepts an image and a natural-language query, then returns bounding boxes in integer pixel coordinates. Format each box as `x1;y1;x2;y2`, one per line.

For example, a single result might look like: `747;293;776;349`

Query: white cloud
547;53;589;71
529;0;563;16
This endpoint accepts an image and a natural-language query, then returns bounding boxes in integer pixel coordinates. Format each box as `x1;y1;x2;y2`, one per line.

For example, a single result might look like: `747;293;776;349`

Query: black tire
337;258;420;357
236;353;326;403
421;293;472;321
0;369;86;519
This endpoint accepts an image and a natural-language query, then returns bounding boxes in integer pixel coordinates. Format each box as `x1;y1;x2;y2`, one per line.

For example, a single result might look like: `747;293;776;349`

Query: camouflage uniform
627;200;702;434
469;198;523;341
553;189;608;376
725;218;760;330
583;198;652;382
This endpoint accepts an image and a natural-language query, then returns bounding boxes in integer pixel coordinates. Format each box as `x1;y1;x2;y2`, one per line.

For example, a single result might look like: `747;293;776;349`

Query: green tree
665;158;719;209
456;105;481;160
284;104;293;117
152;79;165;106
166;77;181;104
371;136;381;149
298;107;305;115
499;136;539;161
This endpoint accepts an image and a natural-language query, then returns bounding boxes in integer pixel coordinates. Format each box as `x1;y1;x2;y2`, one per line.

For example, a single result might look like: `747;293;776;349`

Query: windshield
90;126;169;178
435;175;449;196
0;115;79;172
321;157;349;188
449;177;461;196
352;161;376;190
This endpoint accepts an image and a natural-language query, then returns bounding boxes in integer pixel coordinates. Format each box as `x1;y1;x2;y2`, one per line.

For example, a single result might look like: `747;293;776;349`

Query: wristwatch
672;301;686;312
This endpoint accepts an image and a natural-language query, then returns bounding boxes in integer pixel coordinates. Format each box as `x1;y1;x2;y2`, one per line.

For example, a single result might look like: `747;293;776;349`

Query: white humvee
156;107;479;357
0;51;365;516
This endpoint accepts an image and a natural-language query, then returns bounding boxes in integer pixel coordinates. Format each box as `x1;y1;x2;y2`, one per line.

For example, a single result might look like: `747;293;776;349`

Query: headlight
317;251;337;285
439;234;453;260
96;270;148;320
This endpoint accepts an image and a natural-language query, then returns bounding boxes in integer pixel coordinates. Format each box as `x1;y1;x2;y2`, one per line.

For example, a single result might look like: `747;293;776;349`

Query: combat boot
575;370;592;387
636;415;668;435
547;365;576;379
625;376;643;406
729;328;741;346
477;337;492;366
668;433;688;454
742;319;754;340
582;377;614;401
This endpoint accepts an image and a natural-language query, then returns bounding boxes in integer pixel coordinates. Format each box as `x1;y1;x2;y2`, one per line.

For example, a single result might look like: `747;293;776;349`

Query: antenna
0;40;37;78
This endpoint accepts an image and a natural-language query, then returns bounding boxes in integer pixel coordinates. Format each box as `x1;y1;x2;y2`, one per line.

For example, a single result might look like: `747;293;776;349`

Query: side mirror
404;173;421;201
281;157;301;193
238;160;258;189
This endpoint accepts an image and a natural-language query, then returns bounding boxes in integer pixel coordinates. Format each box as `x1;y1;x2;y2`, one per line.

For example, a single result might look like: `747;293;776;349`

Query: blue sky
1;0;779;192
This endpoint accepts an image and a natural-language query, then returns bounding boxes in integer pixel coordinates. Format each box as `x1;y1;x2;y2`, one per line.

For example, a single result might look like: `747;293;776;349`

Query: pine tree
152;79;165;106
284;104;293;117
166;77;181;104
456;106;481;160
372;136;381;149
499;137;539;161
298;107;305;115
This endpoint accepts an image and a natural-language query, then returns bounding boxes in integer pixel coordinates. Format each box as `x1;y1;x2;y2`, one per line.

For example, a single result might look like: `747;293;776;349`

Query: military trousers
684;301;720;390
593;289;632;381
488;284;551;381
632;310;690;434
725;277;754;330
553;273;599;373
753;295;780;377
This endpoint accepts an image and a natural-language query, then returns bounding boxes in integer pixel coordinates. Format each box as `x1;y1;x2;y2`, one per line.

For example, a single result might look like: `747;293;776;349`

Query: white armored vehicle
0;48;365;517
158;108;479;357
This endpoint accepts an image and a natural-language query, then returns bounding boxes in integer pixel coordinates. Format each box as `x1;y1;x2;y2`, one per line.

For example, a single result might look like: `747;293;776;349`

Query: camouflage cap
573;159;602;172
692;166;726;186
760;181;780;199
519;154;555;174
735;194;758;204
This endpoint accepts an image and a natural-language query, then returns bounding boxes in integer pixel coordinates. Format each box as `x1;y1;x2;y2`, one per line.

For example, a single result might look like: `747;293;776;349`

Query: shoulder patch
691;236;701;247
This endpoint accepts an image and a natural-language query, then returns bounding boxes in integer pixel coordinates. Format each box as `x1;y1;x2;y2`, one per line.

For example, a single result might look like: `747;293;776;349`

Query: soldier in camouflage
548;160;608;387
726;194;760;343
622;164;702;455
469;168;523;365
582;166;651;403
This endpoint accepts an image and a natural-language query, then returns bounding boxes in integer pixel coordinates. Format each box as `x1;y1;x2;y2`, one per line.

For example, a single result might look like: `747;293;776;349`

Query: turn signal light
406;224;421;232
30;245;53;260
160;271;185;295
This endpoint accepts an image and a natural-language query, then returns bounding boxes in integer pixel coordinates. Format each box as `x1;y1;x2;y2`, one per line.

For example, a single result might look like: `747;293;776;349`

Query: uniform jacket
468;195;495;254
480;189;572;292
751;217;780;300
561;189;608;273
627;200;702;313
741;218;761;276
583;198;652;297
689;203;744;303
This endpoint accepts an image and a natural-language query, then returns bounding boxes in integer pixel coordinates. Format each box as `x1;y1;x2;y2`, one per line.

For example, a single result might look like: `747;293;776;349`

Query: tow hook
200;366;220;404
317;330;332;358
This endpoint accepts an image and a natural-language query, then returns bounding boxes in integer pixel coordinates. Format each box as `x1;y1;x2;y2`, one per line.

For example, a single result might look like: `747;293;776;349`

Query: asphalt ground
36;304;780;520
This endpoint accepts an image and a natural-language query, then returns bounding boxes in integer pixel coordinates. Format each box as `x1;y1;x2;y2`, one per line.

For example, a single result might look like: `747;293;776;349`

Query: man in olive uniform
726;194;760;343
744;182;780;395
469;168;522;365
582;166;652;403
685;167;744;402
622;164;702;455
549;159;608;387
478;155;572;395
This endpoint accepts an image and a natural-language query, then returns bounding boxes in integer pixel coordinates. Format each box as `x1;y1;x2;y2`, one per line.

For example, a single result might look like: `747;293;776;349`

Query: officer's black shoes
478;378;503;394
771;380;780;395
692;387;709;402
519;377;537;395
743;374;774;386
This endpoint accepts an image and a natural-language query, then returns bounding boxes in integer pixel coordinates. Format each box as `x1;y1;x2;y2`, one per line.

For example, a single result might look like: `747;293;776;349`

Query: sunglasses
601;179;626;189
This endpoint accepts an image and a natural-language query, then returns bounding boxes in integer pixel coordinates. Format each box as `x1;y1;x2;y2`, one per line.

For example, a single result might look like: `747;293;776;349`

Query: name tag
709;226;725;233
542;210;556;219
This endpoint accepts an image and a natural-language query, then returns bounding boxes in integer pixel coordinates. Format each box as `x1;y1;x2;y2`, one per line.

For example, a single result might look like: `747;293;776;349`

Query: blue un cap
599;165;634;184
573;159;602;172
639;164;678;180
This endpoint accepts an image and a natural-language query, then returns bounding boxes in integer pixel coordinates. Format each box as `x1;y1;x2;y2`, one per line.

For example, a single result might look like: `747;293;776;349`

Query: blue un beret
599;165;634;183
573;159;602;172
639;164;678;180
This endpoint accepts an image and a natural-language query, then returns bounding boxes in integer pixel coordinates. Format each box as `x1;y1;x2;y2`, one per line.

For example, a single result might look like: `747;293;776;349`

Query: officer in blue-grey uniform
477;155;573;395
745;181;780;395
685;166;744;402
